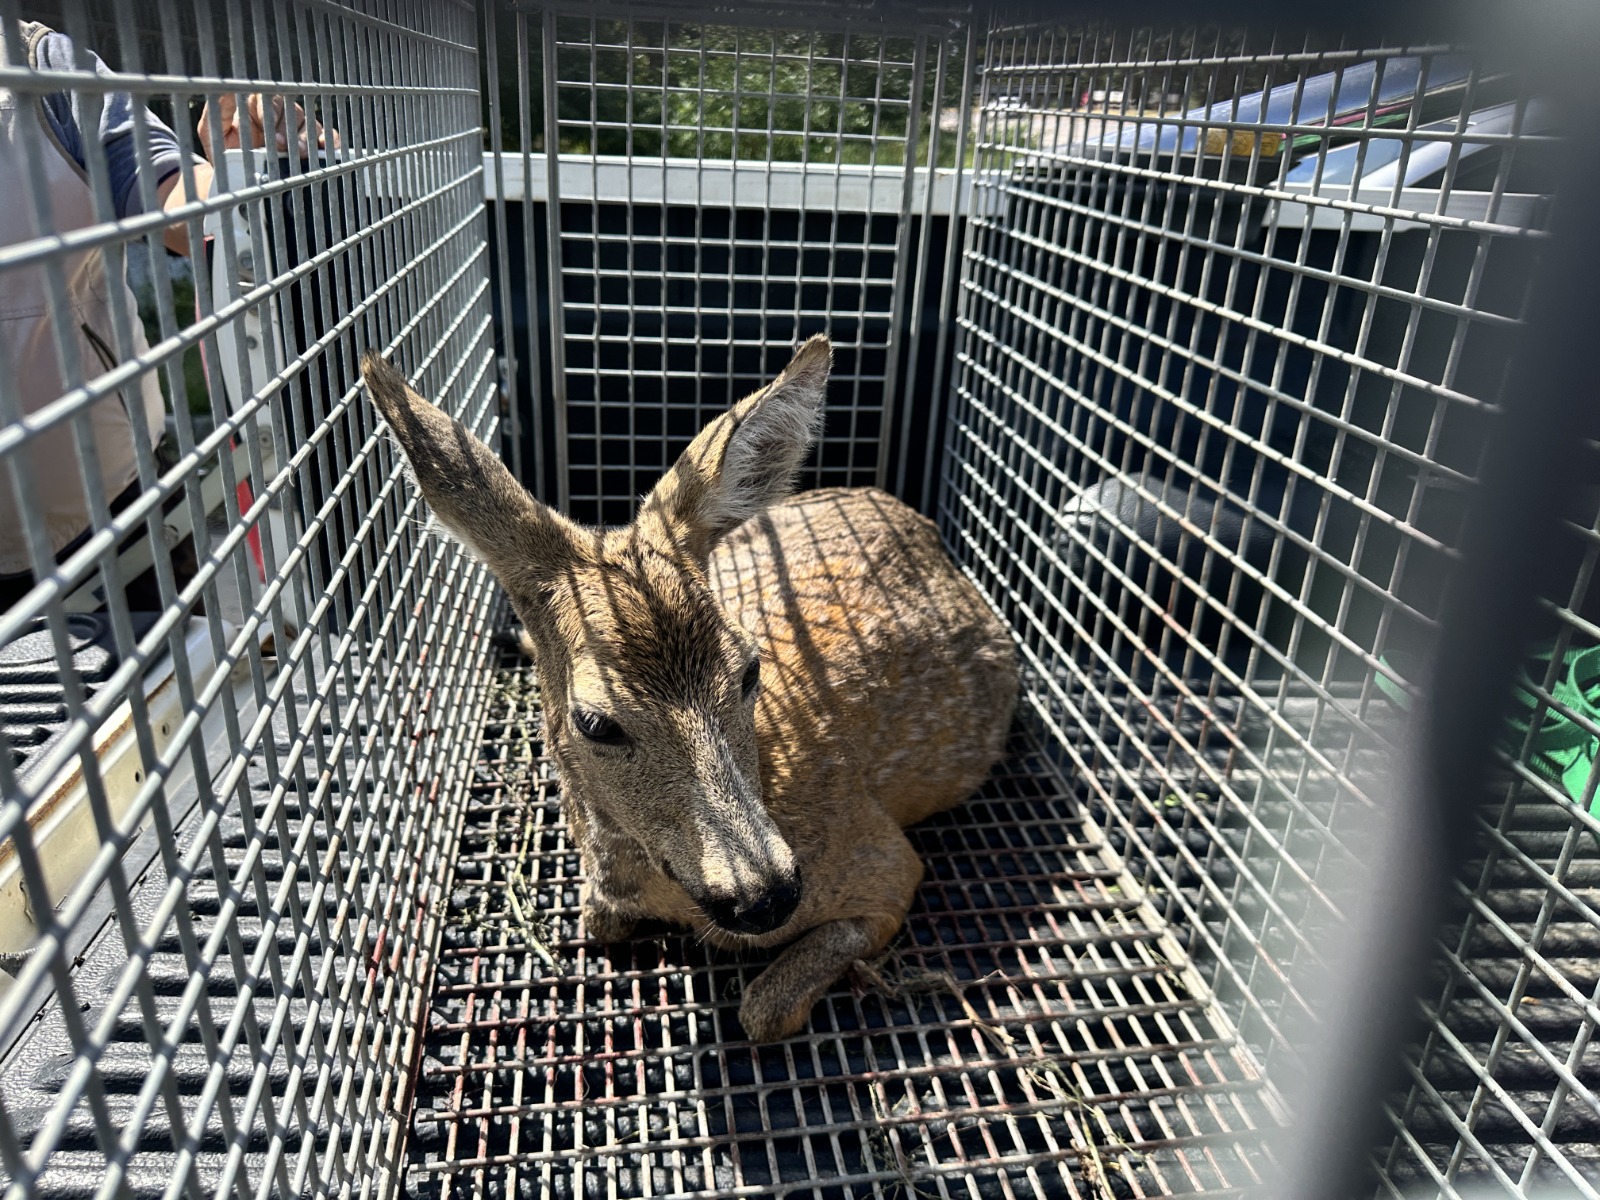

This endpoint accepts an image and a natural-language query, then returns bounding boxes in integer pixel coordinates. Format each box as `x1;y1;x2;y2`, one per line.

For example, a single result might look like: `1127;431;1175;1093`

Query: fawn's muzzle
704;873;802;935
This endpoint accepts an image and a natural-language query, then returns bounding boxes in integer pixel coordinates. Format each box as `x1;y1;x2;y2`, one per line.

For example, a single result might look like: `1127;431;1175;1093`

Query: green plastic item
1373;657;1414;711
1542;645;1600;817
1377;642;1600;819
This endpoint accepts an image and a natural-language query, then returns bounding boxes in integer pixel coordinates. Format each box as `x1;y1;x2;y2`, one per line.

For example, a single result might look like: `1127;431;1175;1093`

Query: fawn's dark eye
571;708;625;744
741;657;761;699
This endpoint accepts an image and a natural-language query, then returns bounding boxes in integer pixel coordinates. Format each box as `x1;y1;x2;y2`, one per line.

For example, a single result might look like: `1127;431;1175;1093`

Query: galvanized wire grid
0;1;501;1196
942;17;1595;1199
510;4;969;523
3;4;1594;1199
407;640;1284;1200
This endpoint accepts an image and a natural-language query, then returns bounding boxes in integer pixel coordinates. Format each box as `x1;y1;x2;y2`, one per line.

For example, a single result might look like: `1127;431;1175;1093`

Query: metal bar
540;6;570;512
515;10;548;502
484;1;521;483
875;29;926;492
921;18;977;516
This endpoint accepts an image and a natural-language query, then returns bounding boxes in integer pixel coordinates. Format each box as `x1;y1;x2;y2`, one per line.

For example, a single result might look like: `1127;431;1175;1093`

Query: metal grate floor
406;646;1288;1199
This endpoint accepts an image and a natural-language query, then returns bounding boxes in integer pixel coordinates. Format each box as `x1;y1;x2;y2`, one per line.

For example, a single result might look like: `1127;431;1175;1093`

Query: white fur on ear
639;334;832;555
712;336;830;530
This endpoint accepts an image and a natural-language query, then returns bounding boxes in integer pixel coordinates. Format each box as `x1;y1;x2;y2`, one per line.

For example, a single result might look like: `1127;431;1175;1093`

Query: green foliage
486;16;971;169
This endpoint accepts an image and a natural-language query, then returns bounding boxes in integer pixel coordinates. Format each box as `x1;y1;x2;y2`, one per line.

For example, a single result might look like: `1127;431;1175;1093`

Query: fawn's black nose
706;875;802;935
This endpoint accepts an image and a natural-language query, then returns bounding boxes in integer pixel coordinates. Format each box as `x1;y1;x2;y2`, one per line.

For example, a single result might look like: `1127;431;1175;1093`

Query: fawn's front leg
580;880;639;942
574;818;650;942
737;828;923;1042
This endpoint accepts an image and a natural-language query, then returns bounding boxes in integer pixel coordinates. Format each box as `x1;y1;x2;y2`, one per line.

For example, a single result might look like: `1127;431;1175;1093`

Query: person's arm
32;30;202;253
156;161;214;256
35;31;336;258
161;94;344;257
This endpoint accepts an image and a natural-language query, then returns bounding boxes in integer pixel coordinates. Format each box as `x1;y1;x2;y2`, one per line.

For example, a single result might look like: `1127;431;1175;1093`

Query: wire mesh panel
941;15;1592;1199
487;1;971;523
0;1;502;1196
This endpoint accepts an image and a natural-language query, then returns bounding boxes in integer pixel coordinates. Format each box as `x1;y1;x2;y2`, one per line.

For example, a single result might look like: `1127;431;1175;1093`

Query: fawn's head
361;337;832;937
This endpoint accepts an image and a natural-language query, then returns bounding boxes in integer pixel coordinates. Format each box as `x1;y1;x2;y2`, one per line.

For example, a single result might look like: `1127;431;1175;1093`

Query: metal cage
0;2;1594;1198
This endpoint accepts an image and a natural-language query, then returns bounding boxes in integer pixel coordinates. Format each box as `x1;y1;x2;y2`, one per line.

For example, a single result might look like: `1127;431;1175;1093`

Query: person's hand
197;93;339;160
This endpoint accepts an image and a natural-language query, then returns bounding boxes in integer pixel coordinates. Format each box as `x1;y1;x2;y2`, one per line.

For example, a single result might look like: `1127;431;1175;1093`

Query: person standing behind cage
0;19;326;614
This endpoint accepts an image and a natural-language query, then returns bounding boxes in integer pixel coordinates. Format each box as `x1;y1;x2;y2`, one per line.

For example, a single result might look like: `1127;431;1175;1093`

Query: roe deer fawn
361;335;1017;1041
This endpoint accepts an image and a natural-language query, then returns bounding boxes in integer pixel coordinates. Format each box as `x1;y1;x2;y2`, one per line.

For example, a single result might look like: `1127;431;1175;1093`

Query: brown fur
361;336;1017;1041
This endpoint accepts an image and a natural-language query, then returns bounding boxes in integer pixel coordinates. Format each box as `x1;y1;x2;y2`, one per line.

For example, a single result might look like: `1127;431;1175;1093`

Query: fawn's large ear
361;353;582;597
640;334;830;560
